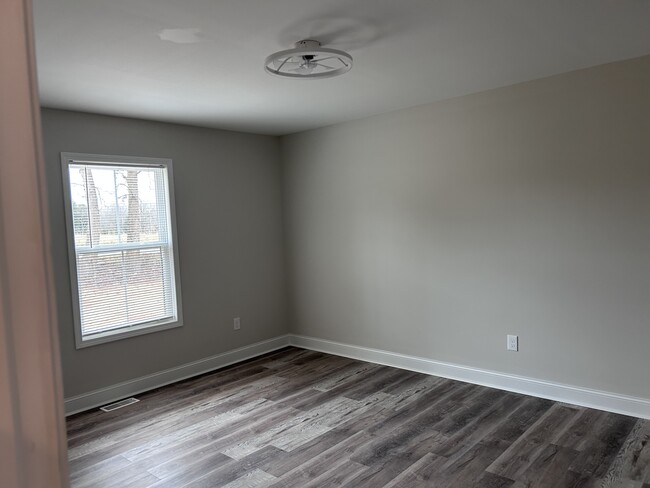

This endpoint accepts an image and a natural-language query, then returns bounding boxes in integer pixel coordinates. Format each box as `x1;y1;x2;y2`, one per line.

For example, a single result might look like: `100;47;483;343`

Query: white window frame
60;152;183;348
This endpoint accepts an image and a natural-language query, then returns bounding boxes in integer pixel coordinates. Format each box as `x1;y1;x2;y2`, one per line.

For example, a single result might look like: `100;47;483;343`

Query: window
61;153;182;348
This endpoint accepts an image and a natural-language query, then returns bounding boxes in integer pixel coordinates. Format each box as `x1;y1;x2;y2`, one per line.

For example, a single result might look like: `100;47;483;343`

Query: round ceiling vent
264;40;353;80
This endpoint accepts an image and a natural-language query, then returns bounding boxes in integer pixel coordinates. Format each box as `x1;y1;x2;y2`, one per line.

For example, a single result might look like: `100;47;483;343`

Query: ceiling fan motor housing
295;40;321;49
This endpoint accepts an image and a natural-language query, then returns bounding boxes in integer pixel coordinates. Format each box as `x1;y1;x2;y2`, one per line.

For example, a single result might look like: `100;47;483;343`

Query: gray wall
42;109;287;397
281;55;650;399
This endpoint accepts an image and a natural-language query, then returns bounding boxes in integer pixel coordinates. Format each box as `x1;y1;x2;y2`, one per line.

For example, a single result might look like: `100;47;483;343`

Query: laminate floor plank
301;459;368;488
439;440;511;488
146;450;232;481
363;380;477;438
553;408;602;451
433;391;526;458
486;404;583;479
568;412;639;478
67;367;280;452
267;431;372;487
342;367;417;400
278;363;385;410
70;454;132;486
600;419;650;486
67;357;280;434
72;455;160;488
119;381;313;466
222;395;360;459
74;395;270;465
67;347;650;487
386;375;447;410
433;387;513;437
310;361;384;392
348;429;449;487
125;404;297;469
177;445;284;488
257;414;385;477
220;469;278;488
510;444;579;488
382;452;448;488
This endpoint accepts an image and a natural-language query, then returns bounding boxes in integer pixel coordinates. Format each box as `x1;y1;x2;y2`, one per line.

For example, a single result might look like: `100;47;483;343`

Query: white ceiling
33;0;650;136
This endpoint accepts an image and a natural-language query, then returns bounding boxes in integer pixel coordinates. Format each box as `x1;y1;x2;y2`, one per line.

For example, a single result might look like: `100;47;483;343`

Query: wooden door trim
0;0;69;486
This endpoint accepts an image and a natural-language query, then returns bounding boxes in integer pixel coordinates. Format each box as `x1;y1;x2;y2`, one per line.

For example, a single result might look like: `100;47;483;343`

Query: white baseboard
65;332;650;420
289;334;650;420
64;335;291;415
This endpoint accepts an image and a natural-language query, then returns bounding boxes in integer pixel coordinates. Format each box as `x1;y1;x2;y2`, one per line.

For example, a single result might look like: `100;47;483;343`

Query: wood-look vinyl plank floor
67;347;650;487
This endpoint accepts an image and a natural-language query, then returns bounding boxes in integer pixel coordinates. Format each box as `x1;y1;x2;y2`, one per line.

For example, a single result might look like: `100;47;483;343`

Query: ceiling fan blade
290;64;317;74
314;56;349;67
273;56;299;70
314;63;335;70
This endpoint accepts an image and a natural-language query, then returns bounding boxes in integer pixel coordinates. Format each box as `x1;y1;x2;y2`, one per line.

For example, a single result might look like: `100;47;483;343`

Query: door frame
0;0;69;486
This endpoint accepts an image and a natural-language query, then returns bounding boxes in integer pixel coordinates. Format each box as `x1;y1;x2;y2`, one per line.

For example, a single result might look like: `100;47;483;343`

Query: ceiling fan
264;40;353;80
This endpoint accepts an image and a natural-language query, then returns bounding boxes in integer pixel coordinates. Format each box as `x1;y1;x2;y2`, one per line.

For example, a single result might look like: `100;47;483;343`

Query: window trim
60;152;183;349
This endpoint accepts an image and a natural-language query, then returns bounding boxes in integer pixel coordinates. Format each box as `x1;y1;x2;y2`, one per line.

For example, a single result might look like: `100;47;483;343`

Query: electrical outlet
233;317;241;330
507;334;518;351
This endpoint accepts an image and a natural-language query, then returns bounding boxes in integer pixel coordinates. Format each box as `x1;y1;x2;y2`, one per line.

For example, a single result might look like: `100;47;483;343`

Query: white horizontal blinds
69;162;177;337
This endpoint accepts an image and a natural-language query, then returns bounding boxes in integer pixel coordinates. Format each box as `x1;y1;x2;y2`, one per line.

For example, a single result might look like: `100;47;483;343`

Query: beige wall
42;109;287;397
282;56;650;399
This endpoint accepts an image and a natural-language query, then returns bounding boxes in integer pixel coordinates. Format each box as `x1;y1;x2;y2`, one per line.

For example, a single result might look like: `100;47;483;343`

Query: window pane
77;251;128;335
69;164;171;248
124;248;171;323
77;248;174;336
67;160;178;340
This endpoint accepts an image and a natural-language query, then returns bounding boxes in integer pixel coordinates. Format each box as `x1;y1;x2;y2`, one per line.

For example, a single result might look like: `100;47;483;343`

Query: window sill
75;319;183;349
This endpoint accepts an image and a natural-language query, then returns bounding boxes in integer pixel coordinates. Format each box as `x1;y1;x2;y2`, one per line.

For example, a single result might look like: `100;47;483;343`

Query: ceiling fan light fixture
264;40;352;80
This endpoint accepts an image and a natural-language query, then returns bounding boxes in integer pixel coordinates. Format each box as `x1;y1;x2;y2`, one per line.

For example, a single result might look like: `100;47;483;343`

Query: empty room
3;1;650;487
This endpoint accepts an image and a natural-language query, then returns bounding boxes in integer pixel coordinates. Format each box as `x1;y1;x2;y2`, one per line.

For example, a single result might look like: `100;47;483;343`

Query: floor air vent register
100;397;140;412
